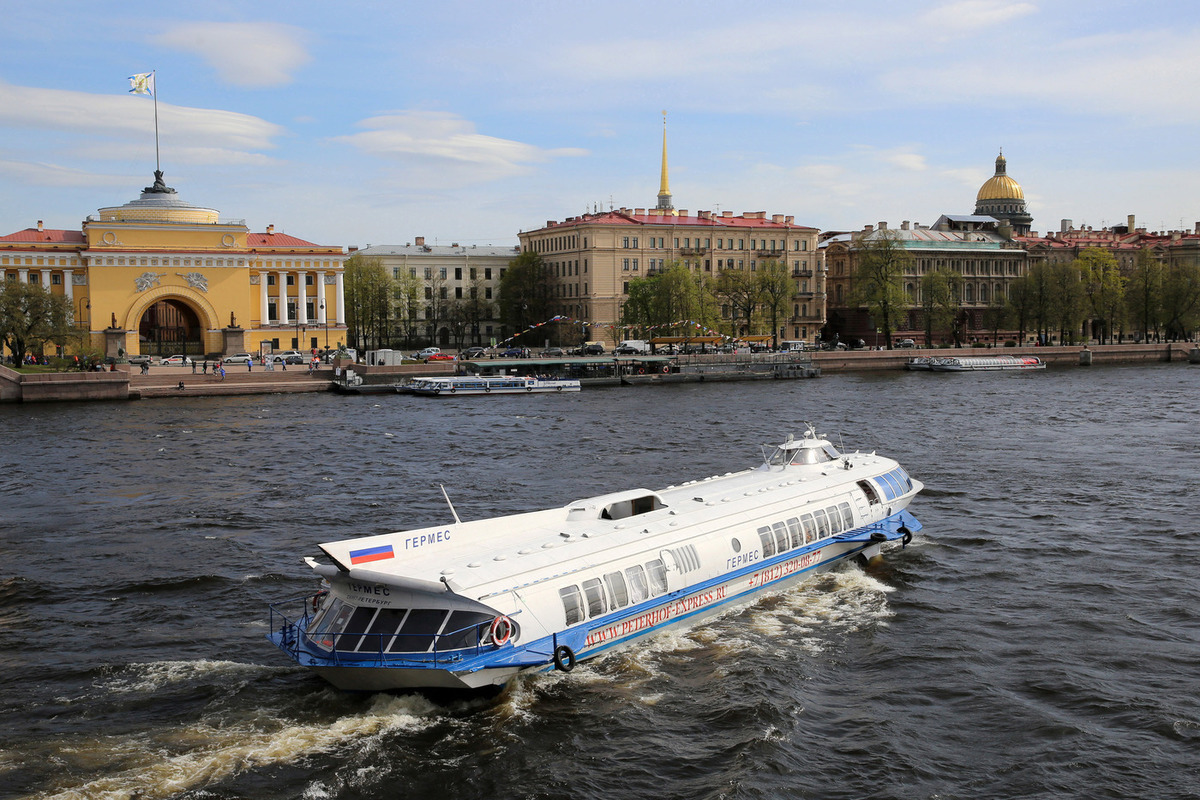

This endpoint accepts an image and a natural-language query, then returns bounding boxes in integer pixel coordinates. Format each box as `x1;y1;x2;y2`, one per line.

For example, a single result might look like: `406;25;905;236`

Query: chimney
722;211;733;217
267;224;275;235
37;220;43;231
678;209;688;217
785;216;794;224
772;214;784;223
635;208;645;215
877;221;887;231
864;224;874;233
1128;214;1136;232
415;236;425;246
901;220;910;230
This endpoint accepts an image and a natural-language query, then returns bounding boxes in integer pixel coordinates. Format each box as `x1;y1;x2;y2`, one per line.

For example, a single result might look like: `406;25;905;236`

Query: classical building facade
0;172;347;360
516;129;823;344
354;238;518;347
822;216;1028;345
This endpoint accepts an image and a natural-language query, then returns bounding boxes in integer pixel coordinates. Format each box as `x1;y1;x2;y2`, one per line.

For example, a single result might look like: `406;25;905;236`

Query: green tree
392;268;424;347
1077;248;1125;344
343;253;393;351
1026;262;1054;344
919;267;961;346
756;260;793;348
1005;274;1034;344
1161;260;1200;341
621;262;710;338
499;251;551;342
713;266;761;337
0;281;75;364
1125;249;1163;341
1049;261;1086;344
852;231;910;349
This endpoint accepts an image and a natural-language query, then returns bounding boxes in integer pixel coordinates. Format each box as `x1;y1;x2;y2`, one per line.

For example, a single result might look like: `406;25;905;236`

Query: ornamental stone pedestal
104;327;128;361
222;326;246;358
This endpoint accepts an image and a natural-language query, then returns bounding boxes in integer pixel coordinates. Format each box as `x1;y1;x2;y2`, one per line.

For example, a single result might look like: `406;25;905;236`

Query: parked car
580;343;605;356
847;339;867;350
426;352;456;361
460;346;487;360
223;353;253;364
413;347;441;361
271;350;304;363
502;347;531;358
540;347;566;357
159;355;193;366
896;338;916;348
127;354;154;365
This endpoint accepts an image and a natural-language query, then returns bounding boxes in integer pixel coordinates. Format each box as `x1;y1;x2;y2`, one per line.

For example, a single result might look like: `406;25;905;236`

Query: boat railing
269;593;501;668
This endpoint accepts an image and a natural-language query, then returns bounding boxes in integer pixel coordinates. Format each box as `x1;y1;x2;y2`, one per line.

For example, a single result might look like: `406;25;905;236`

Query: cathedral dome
976;153;1024;202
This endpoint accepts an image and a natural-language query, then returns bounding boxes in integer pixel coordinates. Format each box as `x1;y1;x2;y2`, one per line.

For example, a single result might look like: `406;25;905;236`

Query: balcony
792;269;814;278
679;247;708;256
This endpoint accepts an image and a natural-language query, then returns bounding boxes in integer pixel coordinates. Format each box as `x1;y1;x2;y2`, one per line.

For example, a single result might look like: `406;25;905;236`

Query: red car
426;352;456;362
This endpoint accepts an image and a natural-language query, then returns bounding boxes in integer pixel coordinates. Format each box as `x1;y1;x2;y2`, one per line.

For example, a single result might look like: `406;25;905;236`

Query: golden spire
657;110;674;213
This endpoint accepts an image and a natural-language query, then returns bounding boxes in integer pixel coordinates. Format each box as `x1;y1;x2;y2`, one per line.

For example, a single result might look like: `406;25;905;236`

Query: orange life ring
661;365;669;374
490;616;513;647
637;368;645;375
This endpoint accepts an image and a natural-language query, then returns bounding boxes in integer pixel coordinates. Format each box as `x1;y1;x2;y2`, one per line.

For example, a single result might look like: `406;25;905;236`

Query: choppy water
1;363;1198;800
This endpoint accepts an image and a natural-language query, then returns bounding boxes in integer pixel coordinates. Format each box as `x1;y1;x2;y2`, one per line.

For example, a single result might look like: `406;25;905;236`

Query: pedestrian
247;359;252;372
202;360;208;374
219;365;226;381
191;360;197;374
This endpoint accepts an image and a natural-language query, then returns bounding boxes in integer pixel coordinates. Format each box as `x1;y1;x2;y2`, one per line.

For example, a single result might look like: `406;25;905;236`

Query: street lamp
320;300;328;351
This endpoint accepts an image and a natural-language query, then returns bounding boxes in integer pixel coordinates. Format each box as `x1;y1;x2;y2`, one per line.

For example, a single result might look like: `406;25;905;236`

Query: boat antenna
439;484;462;524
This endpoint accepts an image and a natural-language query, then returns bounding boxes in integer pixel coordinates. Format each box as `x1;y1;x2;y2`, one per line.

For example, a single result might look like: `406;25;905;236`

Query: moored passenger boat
408;375;581;395
266;428;923;691
929;355;1045;371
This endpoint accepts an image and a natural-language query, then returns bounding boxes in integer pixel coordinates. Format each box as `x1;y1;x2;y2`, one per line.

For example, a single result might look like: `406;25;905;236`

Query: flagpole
152;70;160;173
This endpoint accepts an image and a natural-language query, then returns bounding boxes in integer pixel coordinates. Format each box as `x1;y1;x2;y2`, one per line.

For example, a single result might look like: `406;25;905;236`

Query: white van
615;340;650;354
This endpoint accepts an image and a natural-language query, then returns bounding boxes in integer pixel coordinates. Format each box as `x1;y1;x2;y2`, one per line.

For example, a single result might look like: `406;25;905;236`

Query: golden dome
976;152;1024;202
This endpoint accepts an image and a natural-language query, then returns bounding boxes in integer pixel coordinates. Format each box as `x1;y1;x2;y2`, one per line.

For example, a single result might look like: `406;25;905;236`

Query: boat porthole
490;616;513;647
731;538;741;553
553;644;576;672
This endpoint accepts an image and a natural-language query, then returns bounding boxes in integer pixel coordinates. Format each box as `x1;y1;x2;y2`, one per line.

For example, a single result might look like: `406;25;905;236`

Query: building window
485;268;492;280
286;275;295;286
455;268;462;280
455;287;463;299
424;268;432;279
632;237;638;248
52;274;61;285
632;259;639;271
623;259;630;271
623;236;630;248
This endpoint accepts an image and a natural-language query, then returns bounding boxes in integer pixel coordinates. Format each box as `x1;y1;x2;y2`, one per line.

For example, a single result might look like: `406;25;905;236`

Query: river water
1;363;1198;800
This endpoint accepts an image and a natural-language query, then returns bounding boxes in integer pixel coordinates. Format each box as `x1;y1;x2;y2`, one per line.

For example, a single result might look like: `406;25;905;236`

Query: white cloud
335;111;587;184
152;22;311;88
921;1;1038;32
0;82;285;158
0;159;129;188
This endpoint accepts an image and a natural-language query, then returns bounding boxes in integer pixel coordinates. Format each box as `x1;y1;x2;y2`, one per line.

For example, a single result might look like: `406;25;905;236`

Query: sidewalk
129;364;334;398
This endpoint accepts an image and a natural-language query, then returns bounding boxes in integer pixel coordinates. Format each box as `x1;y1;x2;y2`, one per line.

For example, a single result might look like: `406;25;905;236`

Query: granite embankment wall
810;343;1196;372
0;364;130;403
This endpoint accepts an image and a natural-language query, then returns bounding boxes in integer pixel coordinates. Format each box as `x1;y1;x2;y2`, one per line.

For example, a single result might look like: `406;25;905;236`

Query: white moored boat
928;355;1045;371
267;428;923;691
409;375;580;395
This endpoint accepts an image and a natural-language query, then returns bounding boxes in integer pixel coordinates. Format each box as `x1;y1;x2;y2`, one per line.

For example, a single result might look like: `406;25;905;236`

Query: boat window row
757;502;854;558
307;598;494;654
560;558;669;625
873;468;913;502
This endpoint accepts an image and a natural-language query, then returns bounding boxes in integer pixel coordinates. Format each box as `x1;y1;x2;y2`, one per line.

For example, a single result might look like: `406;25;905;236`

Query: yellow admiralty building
1;171;347;361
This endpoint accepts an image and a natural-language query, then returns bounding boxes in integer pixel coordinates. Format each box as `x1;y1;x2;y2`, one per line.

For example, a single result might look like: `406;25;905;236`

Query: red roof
0;227;85;244
247;231;332;248
533;210;815;232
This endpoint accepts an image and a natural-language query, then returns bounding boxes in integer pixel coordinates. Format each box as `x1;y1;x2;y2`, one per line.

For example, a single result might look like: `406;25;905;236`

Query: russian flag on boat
349;544;395;564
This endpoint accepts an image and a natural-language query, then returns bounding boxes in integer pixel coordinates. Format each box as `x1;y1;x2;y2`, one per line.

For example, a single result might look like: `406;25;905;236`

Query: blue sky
2;0;1198;248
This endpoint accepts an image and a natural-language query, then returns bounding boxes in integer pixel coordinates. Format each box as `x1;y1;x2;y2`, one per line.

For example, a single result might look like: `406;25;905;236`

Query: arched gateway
138;299;203;358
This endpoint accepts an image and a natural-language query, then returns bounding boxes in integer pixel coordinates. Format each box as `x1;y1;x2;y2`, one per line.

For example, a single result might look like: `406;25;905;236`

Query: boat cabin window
394;608;448;653
444;610;497;650
800;513;818;542
625;565;649;604
772;522;789;552
647;559;668;595
604;571;630;608
786;517;803;548
758;526;776;557
601;494;664;520
838;502;854;530
814;509;831;539
582;578;608;618
560;586;584;625
858;480;882;505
